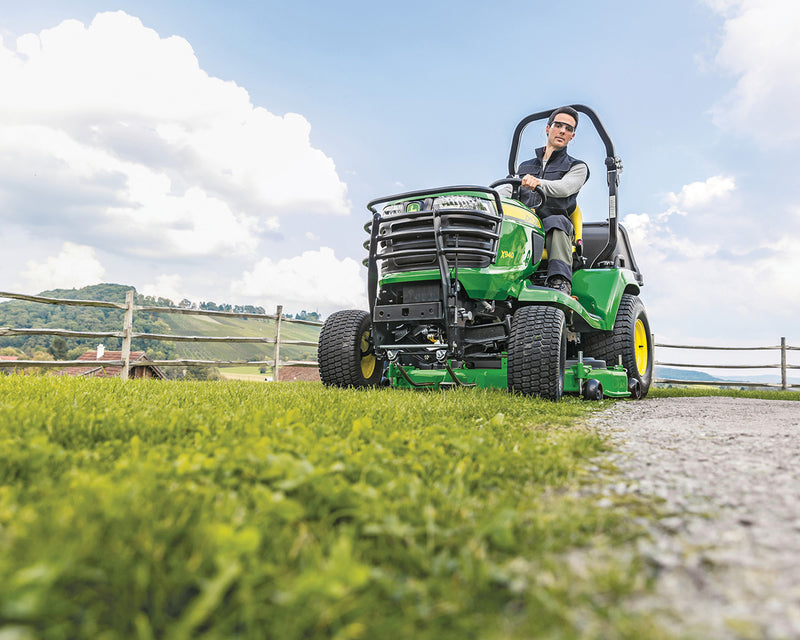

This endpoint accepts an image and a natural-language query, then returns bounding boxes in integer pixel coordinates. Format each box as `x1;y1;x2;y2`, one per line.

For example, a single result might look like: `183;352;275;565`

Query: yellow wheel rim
360;330;376;378
634;318;649;375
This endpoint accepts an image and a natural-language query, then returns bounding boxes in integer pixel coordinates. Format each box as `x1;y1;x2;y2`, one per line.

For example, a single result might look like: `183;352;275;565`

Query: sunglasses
550;121;575;133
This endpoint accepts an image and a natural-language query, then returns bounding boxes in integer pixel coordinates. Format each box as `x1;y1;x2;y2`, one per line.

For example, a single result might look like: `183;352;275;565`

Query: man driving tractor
319;103;651;400
501;106;589;295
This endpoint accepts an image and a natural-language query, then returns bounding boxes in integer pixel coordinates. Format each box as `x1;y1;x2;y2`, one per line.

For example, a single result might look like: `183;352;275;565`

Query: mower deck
388;358;630;397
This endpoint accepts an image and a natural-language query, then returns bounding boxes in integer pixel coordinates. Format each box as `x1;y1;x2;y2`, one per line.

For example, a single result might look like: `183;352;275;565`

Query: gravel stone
589;396;800;639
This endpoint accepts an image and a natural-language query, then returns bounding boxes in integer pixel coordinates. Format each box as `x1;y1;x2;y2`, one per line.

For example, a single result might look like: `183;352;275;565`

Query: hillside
0;284;320;365
159;309;320;363
655;366;800;387
655;366;721;382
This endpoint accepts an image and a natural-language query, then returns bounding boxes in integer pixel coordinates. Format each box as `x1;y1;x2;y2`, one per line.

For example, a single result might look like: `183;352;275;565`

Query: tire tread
318;309;381;387
508;305;565;399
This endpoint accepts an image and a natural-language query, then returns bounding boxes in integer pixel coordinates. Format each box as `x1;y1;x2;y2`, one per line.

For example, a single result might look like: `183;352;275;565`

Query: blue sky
1;0;798;365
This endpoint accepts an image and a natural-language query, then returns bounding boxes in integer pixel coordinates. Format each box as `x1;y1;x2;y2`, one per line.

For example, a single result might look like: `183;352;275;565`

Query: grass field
649;386;800;401
0;377;690;639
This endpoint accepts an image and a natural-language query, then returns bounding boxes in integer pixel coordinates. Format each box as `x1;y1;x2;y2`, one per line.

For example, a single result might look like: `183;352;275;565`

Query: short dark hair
548;106;579;128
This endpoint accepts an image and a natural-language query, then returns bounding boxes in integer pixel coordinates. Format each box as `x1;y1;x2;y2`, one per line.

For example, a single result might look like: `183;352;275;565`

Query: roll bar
507;104;623;268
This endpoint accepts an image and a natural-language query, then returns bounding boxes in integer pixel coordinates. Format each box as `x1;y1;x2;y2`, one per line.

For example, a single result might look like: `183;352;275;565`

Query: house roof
60;350;167;379
0;355;19;361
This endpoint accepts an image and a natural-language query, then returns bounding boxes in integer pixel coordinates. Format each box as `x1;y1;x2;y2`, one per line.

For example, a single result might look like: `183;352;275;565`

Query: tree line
0;284;176;360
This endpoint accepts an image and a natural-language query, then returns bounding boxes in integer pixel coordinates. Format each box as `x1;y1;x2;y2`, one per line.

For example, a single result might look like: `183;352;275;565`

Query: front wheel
582;294;653;398
508;305;566;400
318;310;384;388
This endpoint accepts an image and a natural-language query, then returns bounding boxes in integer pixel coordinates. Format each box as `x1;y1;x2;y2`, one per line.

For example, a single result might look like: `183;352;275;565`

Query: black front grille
374;207;502;274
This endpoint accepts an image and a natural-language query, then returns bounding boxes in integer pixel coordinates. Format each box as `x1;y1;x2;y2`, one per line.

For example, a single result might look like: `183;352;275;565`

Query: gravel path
590;396;800;639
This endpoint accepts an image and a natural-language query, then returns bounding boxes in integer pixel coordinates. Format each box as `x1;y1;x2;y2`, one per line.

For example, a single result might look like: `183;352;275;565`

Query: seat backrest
571;205;583;245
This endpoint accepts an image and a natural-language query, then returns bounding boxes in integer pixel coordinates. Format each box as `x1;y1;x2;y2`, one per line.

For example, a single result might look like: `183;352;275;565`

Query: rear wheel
582;294;653;398
318;310;383;387
508;305;566;400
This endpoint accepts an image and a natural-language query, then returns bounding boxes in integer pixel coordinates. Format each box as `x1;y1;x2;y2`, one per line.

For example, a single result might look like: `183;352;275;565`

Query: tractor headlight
382;202;405;216
433;195;496;214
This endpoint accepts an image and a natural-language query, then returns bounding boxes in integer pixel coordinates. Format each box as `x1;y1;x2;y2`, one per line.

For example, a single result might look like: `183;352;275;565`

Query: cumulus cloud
0;11;349;260
21;242;106;291
232;247;367;315
706;0;800;144
666;175;736;211
140;274;189;304
623;174;800;341
639;232;800;344
624;175;735;257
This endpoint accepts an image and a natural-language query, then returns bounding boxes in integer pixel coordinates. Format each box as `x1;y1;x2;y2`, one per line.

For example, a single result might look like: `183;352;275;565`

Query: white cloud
232;247;367;315
625;176;736;253
0;11;349;262
21;242;106;291
640;235;800;344
624;174;800;342
665;175;736;211
139;274;189;304
707;0;800;144
625;176;735;260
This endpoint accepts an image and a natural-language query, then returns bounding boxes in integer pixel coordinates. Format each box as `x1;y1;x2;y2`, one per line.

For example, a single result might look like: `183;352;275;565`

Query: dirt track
590;396;800;639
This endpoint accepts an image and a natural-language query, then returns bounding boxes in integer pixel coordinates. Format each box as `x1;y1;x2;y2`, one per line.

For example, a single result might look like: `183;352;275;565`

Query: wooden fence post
120;290;134;380
273;305;283;382
781;336;787;392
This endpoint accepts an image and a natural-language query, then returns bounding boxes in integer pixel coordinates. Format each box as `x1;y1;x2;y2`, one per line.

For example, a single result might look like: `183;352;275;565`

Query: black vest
517;147;588;219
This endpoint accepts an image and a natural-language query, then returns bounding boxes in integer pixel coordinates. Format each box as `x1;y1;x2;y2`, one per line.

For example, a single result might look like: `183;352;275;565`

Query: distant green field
220;365;271;375
161;313;320;364
0;376;674;639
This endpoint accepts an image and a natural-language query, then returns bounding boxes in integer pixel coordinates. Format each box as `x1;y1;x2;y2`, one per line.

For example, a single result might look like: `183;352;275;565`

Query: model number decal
500;250;515;259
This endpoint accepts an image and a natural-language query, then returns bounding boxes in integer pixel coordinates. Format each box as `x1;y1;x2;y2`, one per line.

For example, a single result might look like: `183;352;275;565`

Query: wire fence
0;289;322;381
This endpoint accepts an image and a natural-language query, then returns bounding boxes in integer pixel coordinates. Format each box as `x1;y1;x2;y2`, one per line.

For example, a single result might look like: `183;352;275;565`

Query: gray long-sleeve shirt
536;162;588;198
494;162;588;199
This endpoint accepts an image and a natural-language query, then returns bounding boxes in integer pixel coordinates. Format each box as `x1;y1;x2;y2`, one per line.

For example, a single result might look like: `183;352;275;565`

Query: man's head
547;106;579;129
545;106;578;151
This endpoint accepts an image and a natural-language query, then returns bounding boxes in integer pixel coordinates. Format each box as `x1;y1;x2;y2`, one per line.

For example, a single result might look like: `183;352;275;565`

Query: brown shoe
546;275;572;295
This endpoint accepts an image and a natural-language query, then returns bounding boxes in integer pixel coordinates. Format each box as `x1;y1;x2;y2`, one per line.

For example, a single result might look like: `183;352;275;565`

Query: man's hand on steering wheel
521;175;541;191
489;177;546;209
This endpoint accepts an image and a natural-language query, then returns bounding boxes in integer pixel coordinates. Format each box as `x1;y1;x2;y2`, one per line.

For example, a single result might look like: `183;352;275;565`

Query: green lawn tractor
318;105;653;400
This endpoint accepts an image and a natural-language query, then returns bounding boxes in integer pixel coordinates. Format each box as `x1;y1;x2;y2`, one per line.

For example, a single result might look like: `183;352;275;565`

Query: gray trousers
546;229;573;282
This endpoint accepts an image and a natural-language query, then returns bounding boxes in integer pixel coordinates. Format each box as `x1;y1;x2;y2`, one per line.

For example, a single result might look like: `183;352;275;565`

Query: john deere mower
318;105;652;400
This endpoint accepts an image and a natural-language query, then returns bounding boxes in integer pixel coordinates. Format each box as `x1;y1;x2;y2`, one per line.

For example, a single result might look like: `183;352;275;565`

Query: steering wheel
489;177;546;209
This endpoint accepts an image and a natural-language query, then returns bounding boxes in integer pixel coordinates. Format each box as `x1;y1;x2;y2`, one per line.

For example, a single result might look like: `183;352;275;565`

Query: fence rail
0;290;322;381
2;289;797;390
654;338;799;391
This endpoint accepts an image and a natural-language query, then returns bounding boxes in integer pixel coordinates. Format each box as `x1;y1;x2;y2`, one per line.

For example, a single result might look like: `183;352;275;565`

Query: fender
518;268;640;331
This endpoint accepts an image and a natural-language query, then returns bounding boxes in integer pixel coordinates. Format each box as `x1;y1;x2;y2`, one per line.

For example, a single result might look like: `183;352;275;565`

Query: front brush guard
366;185;504;362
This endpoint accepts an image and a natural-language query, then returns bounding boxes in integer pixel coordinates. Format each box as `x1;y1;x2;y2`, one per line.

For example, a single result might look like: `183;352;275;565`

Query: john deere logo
406;202;421;212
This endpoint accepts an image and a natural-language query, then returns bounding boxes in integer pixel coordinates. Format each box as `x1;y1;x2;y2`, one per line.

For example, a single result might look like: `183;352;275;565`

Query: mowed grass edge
0;376;672;639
